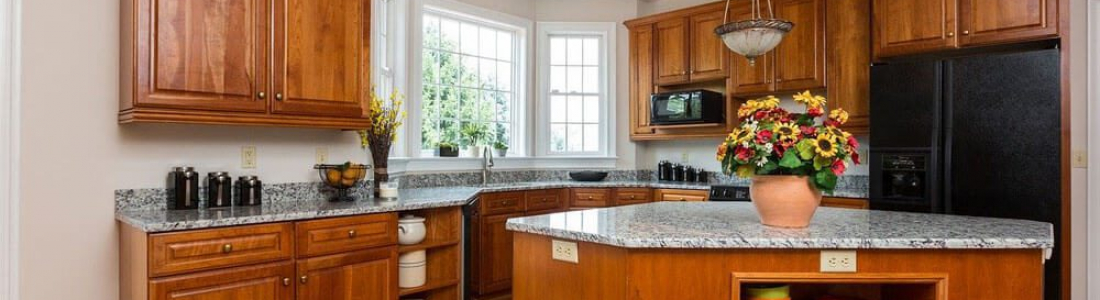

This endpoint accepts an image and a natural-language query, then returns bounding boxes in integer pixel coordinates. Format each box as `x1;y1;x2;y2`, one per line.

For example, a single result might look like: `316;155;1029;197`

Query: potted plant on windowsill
716;91;860;228
437;141;459;157
492;141;509;158
461;123;490;158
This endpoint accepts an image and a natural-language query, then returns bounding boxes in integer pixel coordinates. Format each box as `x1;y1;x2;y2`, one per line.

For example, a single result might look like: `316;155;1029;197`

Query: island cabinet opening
732;273;946;300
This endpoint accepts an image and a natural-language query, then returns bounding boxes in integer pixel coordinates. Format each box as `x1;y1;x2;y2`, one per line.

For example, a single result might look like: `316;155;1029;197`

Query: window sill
387;156;619;173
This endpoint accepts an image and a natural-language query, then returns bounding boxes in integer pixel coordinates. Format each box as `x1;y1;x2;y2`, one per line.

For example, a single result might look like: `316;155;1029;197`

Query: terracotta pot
749;175;822;228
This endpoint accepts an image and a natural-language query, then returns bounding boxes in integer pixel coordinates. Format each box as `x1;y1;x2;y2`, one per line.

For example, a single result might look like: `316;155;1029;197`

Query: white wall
1069;0;1087;299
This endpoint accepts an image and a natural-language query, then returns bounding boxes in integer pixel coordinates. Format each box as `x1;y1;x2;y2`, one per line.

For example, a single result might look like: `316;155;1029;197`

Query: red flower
779;115;792;123
851;151;861;165
831;160;847;176
807;107;824;117
755;130;773;144
800;126;816;136
735;146;755;162
847;135;860;149
824;120;840;128
775;144;787;157
754;110;769;120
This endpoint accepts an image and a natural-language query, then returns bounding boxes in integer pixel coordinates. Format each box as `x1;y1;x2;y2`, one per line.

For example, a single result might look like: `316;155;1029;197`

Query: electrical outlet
241;146;257;169
680;151;690;164
820;250;856;273
1073;150;1087;168
551;240;579;264
316;148;329;164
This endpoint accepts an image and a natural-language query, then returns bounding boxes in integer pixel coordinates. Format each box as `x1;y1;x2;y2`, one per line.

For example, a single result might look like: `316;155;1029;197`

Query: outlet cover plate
241;146;257;169
551;240;579;264
316;148;329;164
820;250;856;273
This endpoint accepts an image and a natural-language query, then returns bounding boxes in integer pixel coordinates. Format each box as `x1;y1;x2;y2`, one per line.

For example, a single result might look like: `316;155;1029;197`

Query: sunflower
793;90;826;109
829;108;849;125
731;126;756;144
716;143;729;161
774;122;800;142
824;126;851;144
738;103;758;119
755;95;780;110
814;133;839;158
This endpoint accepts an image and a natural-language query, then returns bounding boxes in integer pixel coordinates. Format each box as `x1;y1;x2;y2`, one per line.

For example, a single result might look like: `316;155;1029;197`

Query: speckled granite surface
506;202;1054;250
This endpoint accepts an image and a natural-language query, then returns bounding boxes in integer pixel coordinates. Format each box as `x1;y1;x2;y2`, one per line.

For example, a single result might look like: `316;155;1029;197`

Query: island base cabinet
149;262;296;300
513;233;1044;300
296;248;397;300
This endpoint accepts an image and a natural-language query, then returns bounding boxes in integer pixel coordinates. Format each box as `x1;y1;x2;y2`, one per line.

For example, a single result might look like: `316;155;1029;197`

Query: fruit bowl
315;163;371;201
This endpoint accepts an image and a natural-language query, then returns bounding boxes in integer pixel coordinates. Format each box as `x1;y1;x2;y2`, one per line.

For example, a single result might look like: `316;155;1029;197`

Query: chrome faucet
482;146;494;185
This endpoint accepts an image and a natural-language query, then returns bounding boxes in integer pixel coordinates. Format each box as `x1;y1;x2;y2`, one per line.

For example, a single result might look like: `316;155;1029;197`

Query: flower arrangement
716;91;860;192
358;88;406;191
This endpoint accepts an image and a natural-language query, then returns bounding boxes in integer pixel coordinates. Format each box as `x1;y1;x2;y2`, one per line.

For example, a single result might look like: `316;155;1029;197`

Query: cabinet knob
586;196;593;200
282;278;291;286
257;92;266;99
222;244;233;253
678;198;686;201
962;30;970;35
275;93;284;101
300;276;308;284
629;195;636;200
947;32;955;37
348;230;357;238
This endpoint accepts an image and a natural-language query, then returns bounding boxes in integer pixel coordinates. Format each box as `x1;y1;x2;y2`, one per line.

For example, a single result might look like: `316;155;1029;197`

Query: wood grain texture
958;0;1058;46
295;213;397;258
653;188;709;201
729;1;774;95
774;0;826;91
398;207;463;299
628;24;656;137
479;191;526;216
149;262;295;300
512;233;629;300
821;197;870;210
119;223;149;300
474;212;522;295
654;17;690;85
612;188;653;206
825;0;871;135
149;222;294;277
689;8;730;82
872;0;957;59
524;189;569;214
1057;0;1070;297
570;188;612;208
296;247;397;300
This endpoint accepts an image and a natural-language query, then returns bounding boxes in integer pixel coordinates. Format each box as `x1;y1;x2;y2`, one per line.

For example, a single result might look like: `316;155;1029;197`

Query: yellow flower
814;133;839;158
829;108;849;124
738;104;757;119
793;90;826;109
716;143;728;161
731;126;756;144
774;122;800;142
824;126;851;144
755;95;780;110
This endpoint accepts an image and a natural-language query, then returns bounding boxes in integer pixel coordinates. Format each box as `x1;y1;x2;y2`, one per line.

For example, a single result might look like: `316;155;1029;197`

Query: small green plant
493;141;509;150
460;123;490;147
438;141;458;151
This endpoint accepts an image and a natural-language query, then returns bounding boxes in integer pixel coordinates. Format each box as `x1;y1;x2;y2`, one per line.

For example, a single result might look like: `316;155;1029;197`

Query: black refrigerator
869;48;1062;300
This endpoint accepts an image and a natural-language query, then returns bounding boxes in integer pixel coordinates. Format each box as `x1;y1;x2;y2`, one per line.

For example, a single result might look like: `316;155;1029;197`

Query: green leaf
813;155;832;171
779;150;802;169
797;139;815;160
814;170;838;192
758;161;778;175
736;165;757;178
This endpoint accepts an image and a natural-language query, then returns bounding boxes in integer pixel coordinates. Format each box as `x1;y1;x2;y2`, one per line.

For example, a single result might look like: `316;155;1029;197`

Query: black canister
672;164;686;182
237;176;263;206
658;161;672;181
696;169;709;183
167;167;200;210
207;172;233;208
685;166;697;182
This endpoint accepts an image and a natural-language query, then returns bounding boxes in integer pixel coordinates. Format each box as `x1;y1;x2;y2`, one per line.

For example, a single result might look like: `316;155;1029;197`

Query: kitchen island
506;202;1054;300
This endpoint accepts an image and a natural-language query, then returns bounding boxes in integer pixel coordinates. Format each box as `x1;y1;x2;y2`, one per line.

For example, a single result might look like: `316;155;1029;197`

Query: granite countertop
506;202;1054;250
116;180;714;233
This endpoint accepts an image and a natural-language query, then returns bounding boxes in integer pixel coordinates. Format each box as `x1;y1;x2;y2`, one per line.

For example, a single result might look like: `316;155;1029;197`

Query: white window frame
0;0;19;298
372;0;409;157
535;22;617;158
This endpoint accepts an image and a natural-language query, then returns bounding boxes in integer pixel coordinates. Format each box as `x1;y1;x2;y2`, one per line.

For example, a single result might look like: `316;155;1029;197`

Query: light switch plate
820;250;856;273
241;146;257;169
316;148;329;164
1073;150;1087;168
551;240;579;264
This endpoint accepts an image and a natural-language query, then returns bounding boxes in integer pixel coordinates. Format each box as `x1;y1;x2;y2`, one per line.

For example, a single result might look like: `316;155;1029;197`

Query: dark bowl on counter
569;171;609;182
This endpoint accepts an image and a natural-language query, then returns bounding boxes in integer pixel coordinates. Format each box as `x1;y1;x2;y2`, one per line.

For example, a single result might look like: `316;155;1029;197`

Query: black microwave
649;90;725;125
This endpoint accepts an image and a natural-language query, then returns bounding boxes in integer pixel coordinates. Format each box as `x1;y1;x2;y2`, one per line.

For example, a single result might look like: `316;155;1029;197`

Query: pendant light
714;0;793;66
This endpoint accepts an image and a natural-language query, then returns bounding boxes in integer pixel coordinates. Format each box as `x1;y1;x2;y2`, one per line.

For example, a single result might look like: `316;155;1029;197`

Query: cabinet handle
348;230;357;238
275;93;284;101
962;30;970;35
586;196;594;200
678;198;686;201
283;278;291;287
222;244;233;254
300;276;308;284
257;92;266;99
629;195;636;200
947;32;955;37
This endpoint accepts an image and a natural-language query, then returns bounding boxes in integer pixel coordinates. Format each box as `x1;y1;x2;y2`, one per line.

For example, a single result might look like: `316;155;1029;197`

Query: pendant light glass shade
714;0;793;65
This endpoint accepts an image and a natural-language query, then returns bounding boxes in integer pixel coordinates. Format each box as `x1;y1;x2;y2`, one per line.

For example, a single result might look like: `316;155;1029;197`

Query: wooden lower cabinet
821;197;870;209
654;189;709;202
296;248;397;300
469;212;521;296
149;262;295;300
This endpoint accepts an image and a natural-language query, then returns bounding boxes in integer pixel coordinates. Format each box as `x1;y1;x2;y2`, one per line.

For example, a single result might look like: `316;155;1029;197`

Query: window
418;8;521;156
538;23;616;156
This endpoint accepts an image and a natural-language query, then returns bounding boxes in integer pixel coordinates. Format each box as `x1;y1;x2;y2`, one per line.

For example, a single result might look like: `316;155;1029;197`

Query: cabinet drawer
525;189;567;213
480;192;525;215
654;189;709;202
150;223;293;277
613;188;653;206
821;197;869;210
296;213;397;258
571;188;611;207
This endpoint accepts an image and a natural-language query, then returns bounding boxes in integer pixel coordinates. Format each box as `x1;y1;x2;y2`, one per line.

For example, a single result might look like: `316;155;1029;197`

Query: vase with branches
358;88;406;198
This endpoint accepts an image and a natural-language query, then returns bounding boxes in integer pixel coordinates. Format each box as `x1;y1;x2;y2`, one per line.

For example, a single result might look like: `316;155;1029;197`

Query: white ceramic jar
398;215;427;245
398;250;427;288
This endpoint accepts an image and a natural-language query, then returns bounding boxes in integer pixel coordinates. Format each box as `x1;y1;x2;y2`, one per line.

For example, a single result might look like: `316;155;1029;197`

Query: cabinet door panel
958;0;1058;46
774;0;825;91
297;248;397;300
730;2;773;95
150;262;294;300
654;18;690;85
477;213;522;294
273;0;368;118
630;25;655;136
872;0;956;58
141;0;267;112
689;10;730;81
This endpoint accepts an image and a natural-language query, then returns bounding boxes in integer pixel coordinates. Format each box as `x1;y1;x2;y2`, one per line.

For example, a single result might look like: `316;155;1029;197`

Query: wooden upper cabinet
826;0;872;134
137;0;268;113
149;262;295;300
654;18;690;85
629;24;656;136
774;0;826;91
957;0;1058;46
296;248;397;300
688;10;730;81
730;2;773;95
872;0;957;58
272;0;369;118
